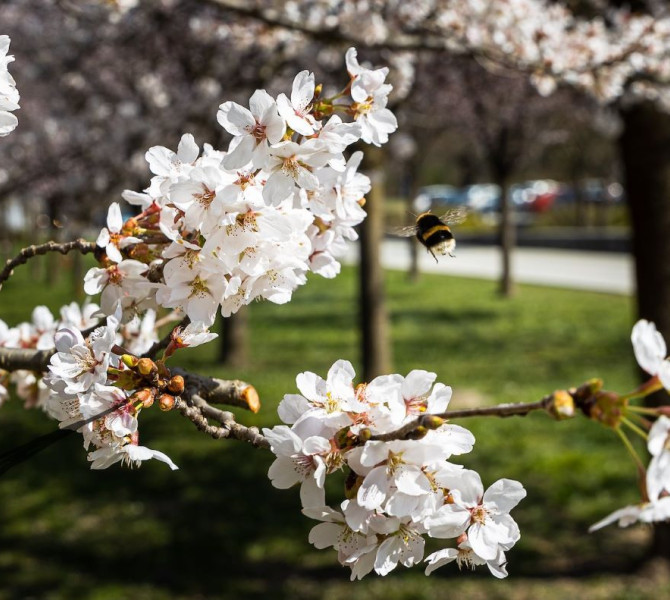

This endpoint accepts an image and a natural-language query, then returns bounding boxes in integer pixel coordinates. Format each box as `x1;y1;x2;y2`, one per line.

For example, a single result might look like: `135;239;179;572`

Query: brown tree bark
619;101;670;560
359;147;391;380
497;179;514;297
218;308;249;368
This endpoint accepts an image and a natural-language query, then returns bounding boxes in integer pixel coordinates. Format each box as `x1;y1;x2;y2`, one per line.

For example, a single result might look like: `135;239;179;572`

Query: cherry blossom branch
202;0;449;51
173;367;260;413
0;346;261;413
368;394;554;442
0;347;56;372
0;239;97;289
203;0;670;97
176;393;270;449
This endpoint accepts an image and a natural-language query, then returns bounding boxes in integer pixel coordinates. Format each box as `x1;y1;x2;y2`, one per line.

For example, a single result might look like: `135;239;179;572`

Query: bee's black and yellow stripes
416;213;454;248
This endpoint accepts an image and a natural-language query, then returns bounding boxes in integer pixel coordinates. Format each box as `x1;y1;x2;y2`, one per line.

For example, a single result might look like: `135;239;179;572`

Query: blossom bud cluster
263;360;526;579
0;35;19;137
84;48;397;345
0;301;102;408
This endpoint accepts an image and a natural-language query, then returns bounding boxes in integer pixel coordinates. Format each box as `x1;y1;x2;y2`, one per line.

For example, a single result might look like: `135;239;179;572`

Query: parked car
412;184;465;213
510;180;560;213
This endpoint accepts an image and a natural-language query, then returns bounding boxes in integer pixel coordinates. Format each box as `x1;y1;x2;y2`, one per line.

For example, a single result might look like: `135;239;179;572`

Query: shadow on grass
0;404;650;600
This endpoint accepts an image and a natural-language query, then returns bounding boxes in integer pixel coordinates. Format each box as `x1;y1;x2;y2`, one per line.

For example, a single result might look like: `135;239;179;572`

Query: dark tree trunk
619;102;670;560
218;308;248;368
621;104;670;339
405;160;422;283
45;194;61;287
497;179;514;297
359;148;391;380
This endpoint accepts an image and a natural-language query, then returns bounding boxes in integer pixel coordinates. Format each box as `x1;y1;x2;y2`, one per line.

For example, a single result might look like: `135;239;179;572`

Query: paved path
343;239;634;295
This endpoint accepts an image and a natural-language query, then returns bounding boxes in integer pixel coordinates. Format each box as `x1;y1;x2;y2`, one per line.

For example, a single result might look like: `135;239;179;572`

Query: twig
0;239;97;288
0;347;55;372
0;347;260;412
176;394;270;449
203;0;664;92
369;395;553;442
174;367;260;413
0;401;128;476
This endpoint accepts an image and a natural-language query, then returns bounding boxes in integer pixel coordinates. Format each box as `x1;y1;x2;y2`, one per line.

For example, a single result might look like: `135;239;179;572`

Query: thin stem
621;376;664;401
0;401;126;476
0;239;97;288
615;426;646;472
626;405;662;416
621;416;649;441
369;395;553;442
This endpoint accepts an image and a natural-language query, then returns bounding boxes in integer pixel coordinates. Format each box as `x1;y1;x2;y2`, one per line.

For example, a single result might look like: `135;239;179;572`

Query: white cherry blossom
276;70;320;136
425;470;525;561
0;35;19;136
631;319;670;389
218;89;286;169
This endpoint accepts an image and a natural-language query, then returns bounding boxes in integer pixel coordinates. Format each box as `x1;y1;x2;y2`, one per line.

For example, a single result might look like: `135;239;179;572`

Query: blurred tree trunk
45;194;61;287
360;147;391;380
218;309;248;368
405;158;422;283
497;179;514;297
619;101;670;561
486;123;516;298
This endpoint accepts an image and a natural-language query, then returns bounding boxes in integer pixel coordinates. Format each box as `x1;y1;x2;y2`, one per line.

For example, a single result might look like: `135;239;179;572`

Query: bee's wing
440;206;469;226
390;224;419;238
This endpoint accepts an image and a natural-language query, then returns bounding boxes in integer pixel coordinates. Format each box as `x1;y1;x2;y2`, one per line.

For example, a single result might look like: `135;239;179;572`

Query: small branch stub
174;367;260;413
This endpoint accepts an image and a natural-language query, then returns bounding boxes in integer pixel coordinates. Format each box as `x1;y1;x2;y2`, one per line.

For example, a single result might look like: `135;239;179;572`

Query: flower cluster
84;48;396;340
0;35;19;137
0;301;181;470
0;302;103;408
263;360;525;579
591;320;670;530
44;311;179;471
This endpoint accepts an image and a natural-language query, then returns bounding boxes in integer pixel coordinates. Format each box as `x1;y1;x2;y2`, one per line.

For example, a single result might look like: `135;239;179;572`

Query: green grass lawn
0;255;667;599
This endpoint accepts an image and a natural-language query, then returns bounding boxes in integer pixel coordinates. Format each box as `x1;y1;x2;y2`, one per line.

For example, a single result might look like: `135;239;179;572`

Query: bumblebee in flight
394;207;468;262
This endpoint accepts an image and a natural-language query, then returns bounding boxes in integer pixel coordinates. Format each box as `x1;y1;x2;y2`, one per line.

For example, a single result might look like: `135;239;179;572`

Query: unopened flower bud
158;393;176;411
405;426;428;440
130;388;155;409
548;390;575;420
167;375;185;395
422;416;445;430
358;428;371;442
121;354;139;368
137;358;158;377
